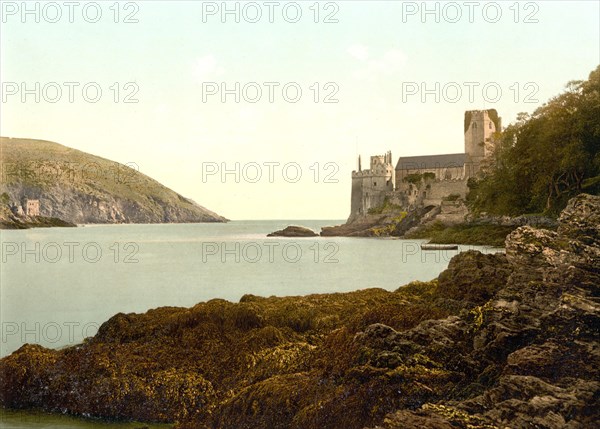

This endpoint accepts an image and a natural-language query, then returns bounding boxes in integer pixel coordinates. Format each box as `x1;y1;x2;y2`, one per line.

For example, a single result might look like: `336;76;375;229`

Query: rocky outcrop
366;193;600;428
0;194;598;428
321;206;432;237
466;213;559;229
320;213;390;236
0;205;76;229
267;226;318;237
0;137;227;224
326;197;557;244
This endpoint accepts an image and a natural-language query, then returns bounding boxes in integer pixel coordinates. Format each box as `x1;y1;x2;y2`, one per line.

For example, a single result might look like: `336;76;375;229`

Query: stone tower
464;109;501;176
350;151;393;221
25;199;40;216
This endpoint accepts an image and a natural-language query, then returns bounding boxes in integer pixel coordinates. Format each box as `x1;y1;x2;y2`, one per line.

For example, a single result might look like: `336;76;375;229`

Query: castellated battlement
352;170;377;178
350;151;395;219
349;109;501;219
10;198;41;217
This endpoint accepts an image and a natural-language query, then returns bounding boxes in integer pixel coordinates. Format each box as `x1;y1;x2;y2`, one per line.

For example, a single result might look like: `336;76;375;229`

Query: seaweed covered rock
1;194;599;429
0;285;455;427
437;251;510;307
365;194;600;429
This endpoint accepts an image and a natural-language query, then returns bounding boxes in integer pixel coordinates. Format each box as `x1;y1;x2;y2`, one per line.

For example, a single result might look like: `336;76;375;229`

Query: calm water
1;220;500;427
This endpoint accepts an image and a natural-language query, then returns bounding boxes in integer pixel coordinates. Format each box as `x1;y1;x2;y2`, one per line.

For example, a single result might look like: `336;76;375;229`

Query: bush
403;173;423;184
443;193;461;202
367;197;403;215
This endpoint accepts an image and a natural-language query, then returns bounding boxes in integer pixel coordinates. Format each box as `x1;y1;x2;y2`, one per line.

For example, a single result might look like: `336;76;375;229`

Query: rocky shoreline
1;194;598;428
320;207;430;238
0;216;76;229
0;206;76;229
319;203;559;247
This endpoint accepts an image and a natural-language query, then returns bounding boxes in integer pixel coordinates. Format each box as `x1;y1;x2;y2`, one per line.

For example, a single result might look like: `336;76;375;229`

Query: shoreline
1;194;597;429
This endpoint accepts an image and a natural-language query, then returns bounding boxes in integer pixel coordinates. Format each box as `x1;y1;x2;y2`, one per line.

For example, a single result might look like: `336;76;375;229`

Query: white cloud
192;54;224;81
347;44;369;61
352;48;407;80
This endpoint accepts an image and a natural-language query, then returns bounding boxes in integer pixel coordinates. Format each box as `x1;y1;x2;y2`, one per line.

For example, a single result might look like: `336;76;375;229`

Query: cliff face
0;194;598;429
0;137;227;224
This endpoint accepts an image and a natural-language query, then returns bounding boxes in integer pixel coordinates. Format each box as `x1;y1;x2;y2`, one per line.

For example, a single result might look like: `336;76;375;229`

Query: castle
350;109;501;221
10;198;40;217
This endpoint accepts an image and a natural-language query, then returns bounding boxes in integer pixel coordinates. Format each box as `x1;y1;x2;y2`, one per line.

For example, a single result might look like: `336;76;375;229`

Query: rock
1;194;599;429
320;214;388;237
437;251;510;307
0;213;76;229
466;213;559;229
267;225;318;237
321;207;432;237
365;194;600;429
557;193;600;246
369;405;491;429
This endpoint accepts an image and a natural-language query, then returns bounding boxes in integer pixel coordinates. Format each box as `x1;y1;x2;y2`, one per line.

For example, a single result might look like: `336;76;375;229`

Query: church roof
395;153;466;170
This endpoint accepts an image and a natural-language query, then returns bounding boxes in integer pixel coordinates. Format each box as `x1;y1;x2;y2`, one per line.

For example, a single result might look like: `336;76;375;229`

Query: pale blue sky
1;1;599;219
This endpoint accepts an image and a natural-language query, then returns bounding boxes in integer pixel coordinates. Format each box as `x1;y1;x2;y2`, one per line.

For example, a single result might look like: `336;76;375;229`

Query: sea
0;220;501;428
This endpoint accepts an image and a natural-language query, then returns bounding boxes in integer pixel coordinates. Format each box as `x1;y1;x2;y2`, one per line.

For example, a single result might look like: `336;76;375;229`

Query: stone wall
395;165;464;185
423;180;468;206
393;179;468;209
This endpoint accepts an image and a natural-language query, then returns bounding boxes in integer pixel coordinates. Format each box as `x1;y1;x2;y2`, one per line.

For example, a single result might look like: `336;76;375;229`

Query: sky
1;0;599;219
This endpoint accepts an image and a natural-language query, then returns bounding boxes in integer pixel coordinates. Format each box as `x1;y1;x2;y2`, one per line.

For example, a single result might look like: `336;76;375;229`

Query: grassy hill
0;137;227;225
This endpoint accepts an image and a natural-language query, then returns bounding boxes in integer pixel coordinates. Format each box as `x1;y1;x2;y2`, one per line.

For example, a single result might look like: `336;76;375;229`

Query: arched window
472;122;477;130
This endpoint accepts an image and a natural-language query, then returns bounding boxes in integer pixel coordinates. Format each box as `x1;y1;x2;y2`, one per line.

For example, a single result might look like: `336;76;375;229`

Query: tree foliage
468;66;600;216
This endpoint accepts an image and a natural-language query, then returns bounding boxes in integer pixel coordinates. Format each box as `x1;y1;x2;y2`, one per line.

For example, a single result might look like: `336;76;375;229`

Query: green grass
407;221;517;247
1;137;182;205
367;197;405;215
0;137;223;222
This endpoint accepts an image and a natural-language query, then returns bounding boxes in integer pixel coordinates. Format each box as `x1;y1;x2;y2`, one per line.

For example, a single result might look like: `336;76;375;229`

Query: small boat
421;243;458;250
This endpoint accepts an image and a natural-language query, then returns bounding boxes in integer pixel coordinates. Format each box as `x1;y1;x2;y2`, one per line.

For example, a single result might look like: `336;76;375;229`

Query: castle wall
395;166;464;186
348;109;501;220
422;180;468;206
392;178;468;209
350;177;363;219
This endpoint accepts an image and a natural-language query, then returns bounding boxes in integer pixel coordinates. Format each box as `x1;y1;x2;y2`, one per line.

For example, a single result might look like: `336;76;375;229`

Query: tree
468;65;600;216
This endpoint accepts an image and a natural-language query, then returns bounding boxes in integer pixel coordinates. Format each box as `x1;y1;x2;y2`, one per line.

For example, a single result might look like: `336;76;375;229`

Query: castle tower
349;151;394;221
464;109;501;176
369;152;394;191
25;199;40;216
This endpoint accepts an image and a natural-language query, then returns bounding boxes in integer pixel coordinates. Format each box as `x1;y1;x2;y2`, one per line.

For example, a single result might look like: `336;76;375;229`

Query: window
472;122;477;129
489;122;492;129
374;182;377;186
